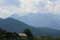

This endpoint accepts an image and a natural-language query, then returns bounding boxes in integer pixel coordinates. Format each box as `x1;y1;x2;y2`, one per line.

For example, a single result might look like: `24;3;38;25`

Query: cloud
0;0;60;19
0;0;19;19
15;0;60;14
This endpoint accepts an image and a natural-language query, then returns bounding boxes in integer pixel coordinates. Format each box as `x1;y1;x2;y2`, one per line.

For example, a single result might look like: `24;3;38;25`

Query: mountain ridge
0;18;60;36
11;13;60;30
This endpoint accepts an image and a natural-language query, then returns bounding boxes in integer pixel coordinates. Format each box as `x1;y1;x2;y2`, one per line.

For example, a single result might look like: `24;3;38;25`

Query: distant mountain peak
0;17;60;36
11;13;60;30
0;18;32;32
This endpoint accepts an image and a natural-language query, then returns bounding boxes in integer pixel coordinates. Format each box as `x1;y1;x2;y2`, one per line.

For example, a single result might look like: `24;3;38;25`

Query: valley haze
0;0;60;37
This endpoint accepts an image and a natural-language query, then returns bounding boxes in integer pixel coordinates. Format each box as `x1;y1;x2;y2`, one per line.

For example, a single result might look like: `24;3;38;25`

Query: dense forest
0;28;60;40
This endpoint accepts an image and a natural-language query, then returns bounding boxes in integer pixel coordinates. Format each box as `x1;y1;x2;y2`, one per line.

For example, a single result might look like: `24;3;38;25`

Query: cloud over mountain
0;0;19;19
0;0;60;19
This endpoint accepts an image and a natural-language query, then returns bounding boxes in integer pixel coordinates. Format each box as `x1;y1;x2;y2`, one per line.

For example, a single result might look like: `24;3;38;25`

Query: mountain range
11;13;60;29
0;18;60;36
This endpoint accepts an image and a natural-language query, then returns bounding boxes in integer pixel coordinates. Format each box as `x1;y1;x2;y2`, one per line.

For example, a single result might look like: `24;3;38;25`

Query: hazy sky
0;0;60;19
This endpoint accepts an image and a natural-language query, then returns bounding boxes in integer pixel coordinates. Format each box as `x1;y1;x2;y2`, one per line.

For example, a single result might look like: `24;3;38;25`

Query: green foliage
23;28;33;40
0;28;20;40
0;28;60;40
33;36;60;40
23;28;33;37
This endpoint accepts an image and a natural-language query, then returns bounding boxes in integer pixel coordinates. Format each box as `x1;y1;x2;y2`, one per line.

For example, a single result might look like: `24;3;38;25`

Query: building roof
18;33;27;37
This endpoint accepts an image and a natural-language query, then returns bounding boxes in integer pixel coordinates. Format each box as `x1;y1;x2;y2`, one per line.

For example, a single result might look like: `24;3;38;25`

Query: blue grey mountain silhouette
12;13;60;29
0;17;60;36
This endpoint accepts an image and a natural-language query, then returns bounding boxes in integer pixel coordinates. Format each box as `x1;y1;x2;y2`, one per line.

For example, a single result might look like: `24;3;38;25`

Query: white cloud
0;0;60;19
15;0;60;14
0;6;17;19
32;0;60;14
0;0;19;19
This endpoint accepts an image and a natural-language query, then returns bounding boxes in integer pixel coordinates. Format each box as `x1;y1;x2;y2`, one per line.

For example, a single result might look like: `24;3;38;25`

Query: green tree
23;28;33;40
